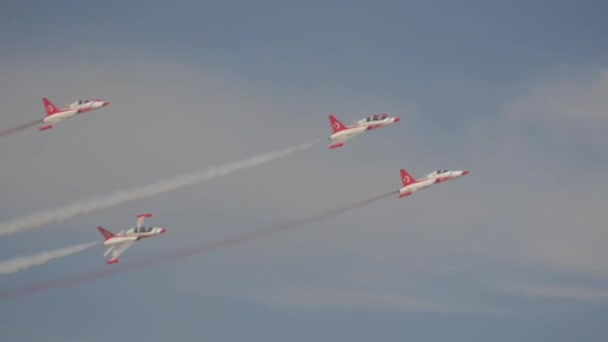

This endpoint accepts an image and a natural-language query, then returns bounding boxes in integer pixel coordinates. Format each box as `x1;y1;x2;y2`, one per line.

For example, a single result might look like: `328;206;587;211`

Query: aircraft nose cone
102;101;110;107
160;228;166;233
462;170;469;175
394;117;400;122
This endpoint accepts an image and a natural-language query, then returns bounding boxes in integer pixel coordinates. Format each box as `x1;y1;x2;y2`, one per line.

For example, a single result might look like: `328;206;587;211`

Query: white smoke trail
0;139;320;237
0;241;98;274
0;118;43;139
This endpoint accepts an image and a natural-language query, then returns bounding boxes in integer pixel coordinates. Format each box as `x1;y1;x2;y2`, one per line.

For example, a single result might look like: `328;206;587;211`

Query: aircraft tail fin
400;168;417;186
97;226;116;241
328;114;348;133
42;98;61;116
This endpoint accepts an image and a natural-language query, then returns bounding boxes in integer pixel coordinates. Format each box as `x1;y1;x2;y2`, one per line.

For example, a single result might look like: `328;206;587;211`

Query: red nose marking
462;170;469;175
394;117;400;122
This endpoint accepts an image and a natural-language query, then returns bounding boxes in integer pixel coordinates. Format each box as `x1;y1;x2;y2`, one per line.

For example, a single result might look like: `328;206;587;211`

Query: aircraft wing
136;213;152;229
107;241;135;263
328;133;361;149
328;140;347;149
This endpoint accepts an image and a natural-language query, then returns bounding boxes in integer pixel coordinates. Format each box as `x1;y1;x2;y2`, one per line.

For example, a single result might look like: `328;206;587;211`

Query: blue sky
1;1;608;341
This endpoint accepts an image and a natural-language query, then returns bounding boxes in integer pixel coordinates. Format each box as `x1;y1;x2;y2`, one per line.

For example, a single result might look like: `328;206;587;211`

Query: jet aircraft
96;213;166;265
397;168;469;198
39;97;109;131
327;113;400;149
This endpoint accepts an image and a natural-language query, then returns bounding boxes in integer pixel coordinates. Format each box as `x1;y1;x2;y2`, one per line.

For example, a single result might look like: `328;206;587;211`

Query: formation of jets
23;97;470;264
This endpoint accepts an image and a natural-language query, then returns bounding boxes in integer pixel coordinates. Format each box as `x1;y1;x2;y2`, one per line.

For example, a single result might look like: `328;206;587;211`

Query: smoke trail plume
1;191;395;299
0;119;43;138
0;241;98;274
0;139;320;237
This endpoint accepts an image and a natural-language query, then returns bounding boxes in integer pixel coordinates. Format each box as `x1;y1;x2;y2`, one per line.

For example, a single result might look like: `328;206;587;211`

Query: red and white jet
327;113;400;149
397;168;469;198
39;97;110;131
96;213;166;265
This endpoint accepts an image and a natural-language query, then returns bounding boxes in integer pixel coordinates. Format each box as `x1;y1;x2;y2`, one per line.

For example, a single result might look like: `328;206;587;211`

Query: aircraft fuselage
398;178;436;197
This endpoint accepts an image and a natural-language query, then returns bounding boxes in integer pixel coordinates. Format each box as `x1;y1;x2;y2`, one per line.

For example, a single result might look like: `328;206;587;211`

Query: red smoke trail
0;119;43;138
0;191;396;299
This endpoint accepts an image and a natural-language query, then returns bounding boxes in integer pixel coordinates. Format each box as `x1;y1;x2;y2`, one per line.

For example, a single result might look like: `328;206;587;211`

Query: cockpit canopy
133;226;154;233
365;113;389;122
77;99;91;105
432;169;449;175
